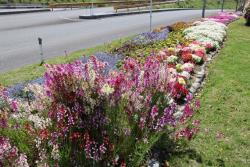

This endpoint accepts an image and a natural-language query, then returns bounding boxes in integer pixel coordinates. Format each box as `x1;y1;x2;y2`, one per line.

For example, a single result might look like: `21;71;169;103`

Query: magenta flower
150;105;159;120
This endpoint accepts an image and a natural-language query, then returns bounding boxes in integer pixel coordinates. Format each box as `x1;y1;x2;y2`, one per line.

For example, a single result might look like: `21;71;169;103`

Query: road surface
0;8;219;72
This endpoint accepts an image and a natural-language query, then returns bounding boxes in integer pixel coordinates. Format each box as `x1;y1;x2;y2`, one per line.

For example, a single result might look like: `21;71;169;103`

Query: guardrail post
149;0;153;31
235;0;239;11
221;0;225;12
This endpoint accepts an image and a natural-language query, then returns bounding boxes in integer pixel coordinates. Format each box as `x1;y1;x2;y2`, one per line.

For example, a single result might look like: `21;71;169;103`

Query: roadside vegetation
0;11;242;166
167;18;250;167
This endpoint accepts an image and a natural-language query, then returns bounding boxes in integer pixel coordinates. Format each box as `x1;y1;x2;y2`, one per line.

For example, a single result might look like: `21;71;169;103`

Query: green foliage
120;31;191;63
0;124;37;165
168;22;191;32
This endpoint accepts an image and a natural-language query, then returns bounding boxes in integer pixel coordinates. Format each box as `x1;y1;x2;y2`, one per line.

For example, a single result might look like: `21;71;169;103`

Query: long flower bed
0;12;239;167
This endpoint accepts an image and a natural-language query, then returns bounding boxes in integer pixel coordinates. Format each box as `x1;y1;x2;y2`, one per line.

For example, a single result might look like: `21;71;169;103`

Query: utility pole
242;0;247;12
202;0;207;18
149;0;153;31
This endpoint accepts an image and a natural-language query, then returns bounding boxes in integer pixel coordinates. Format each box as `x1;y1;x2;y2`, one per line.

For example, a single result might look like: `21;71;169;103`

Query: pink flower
195;100;201;108
216;132;225;140
150;105;159;120
10;101;18;112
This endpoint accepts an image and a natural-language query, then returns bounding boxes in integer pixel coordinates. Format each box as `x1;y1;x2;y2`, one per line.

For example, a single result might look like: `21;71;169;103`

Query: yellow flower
168;47;175;52
178;78;186;85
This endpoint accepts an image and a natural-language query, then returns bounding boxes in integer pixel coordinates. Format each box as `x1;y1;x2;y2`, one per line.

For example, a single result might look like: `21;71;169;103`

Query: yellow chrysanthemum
178;78;186;85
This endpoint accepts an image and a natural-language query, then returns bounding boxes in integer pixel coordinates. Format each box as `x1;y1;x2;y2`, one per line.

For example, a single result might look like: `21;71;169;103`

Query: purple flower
0;118;8;128
195;100;201;108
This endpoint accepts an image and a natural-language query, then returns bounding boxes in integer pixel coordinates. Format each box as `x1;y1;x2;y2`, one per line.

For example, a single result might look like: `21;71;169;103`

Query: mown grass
168;18;250;167
0;37;130;87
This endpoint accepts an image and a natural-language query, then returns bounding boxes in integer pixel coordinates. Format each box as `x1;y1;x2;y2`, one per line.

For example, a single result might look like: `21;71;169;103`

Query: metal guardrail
0;3;47;9
113;0;183;12
48;0;181;10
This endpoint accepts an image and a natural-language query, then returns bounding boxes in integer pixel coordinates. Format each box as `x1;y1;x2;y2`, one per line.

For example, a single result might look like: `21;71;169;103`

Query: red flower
195;50;205;57
39;129;49;140
69;132;81;140
24;123;34;133
181;53;192;62
172;82;189;99
167;64;176;69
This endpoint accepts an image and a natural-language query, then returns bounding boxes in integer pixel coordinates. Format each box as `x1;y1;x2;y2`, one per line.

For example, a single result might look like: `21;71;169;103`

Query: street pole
150;0;153;31
221;0;225;12
202;0;207;18
91;0;94;16
235;0;239;11
38;37;44;65
89;0;94;16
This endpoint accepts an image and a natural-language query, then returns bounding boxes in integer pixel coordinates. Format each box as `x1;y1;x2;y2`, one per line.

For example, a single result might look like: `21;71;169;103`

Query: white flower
101;83;114;95
51;144;60;160
28;114;51;129
180;71;191;79
184;20;228;49
192;54;202;63
182;63;194;72
89;68;96;84
167;55;178;63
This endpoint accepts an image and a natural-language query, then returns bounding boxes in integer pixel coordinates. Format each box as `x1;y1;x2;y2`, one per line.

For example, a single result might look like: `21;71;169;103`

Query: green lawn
169;18;250;167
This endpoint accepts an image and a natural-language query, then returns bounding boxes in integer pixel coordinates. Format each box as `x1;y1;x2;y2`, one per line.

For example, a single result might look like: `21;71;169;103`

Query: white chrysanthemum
192;54;202;63
180;71;191;79
182;63;194;71
184;20;227;49
167;55;178;63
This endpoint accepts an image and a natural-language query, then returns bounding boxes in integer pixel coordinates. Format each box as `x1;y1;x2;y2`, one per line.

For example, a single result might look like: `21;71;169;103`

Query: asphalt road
0;8;219;73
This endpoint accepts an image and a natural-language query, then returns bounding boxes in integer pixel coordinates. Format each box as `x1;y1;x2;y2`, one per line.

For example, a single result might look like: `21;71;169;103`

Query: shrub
168;22;191;32
23;56;198;166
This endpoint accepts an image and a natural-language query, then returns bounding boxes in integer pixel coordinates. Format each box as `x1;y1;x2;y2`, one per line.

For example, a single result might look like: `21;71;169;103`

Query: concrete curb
79;8;197;19
0;8;50;15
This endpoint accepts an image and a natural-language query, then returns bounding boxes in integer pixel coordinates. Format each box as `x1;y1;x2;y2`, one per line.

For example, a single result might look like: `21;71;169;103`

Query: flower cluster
206;12;239;25
168;22;191;32
184;20;227;49
131;28;169;45
0;137;29;167
31;53;200;166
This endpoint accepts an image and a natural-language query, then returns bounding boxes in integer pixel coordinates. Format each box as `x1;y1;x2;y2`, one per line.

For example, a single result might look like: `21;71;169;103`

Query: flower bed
0;12;239;167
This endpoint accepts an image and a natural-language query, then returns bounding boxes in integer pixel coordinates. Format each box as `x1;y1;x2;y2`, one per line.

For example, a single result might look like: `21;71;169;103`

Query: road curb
0;8;50;15
79;8;197;19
